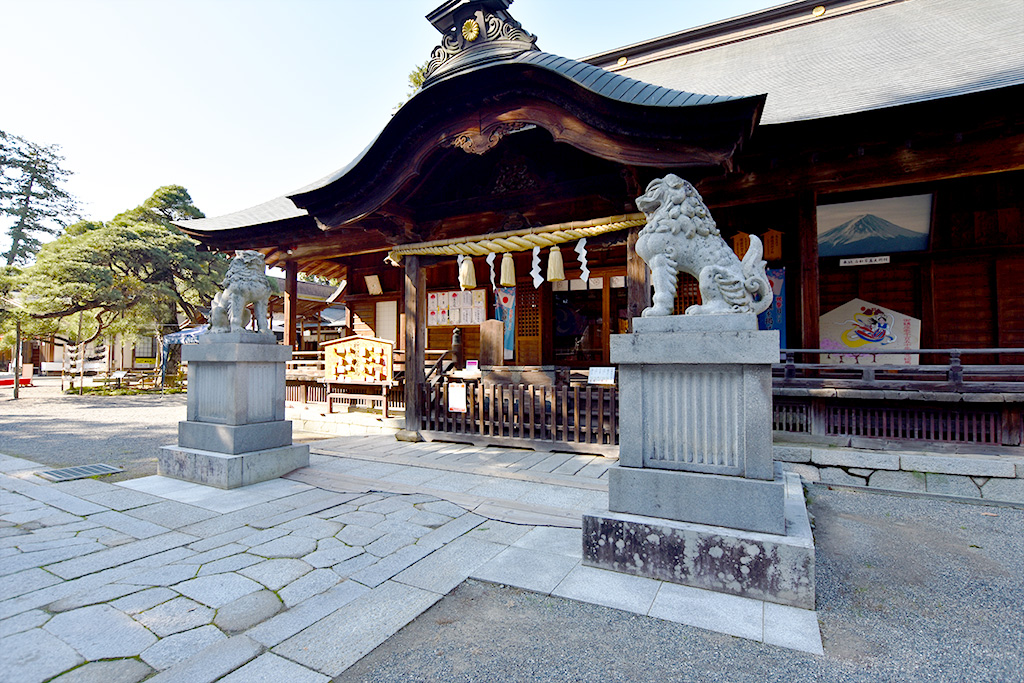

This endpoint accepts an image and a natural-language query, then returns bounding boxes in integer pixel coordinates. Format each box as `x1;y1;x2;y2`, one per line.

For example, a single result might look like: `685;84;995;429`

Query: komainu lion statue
209;250;272;333
634;174;773;317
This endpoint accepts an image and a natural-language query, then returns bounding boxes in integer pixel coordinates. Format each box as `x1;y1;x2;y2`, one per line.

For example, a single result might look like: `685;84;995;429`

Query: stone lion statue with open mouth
209;250;273;333
634;174;773;317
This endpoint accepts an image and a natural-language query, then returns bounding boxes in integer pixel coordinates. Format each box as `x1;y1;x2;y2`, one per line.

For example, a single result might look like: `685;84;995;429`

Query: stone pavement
1;435;821;682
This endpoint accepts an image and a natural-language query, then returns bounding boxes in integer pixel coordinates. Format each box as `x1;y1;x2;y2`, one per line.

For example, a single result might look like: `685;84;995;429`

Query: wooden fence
420;382;619;456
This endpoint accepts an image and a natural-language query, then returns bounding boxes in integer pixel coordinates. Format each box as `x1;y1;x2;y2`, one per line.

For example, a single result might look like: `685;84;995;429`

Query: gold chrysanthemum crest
461;19;480;41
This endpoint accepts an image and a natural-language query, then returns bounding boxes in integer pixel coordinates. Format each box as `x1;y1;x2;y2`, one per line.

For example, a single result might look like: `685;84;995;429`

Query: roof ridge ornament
423;0;539;84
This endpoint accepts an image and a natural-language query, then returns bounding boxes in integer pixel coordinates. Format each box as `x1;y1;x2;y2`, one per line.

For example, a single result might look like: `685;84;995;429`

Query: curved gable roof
177;2;764;242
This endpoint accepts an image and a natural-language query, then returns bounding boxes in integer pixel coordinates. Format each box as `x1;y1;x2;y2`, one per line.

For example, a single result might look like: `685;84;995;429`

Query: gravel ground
338;488;1024;683
0;378;325;480
4;379;1022;681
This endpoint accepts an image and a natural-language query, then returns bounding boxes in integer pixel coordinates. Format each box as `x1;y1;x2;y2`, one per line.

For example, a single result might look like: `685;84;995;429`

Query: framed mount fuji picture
817;194;933;258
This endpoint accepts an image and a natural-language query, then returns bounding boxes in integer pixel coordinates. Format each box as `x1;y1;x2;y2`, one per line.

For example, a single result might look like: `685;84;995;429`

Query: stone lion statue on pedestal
634;174;773;317
209;250;272;333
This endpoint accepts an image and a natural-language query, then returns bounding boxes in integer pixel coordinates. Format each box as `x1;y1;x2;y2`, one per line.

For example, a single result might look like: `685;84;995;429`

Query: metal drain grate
37;464;124;482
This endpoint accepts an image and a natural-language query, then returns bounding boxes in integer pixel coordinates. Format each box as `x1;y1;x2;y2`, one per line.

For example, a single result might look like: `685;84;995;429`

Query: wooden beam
797;192;819;351
626;220;650;329
403;256;426;432
284;261;298;348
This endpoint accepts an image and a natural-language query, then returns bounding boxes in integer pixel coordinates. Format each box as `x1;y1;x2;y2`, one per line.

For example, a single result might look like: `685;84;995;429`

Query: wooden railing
775;348;1024;393
772;348;1024;449
286;351;325;379
420;382;619;456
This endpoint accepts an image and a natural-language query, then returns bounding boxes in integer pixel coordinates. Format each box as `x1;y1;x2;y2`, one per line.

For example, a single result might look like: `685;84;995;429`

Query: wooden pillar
284;261;298;348
626;221;650;330
797;192;820;351
602;276;611;364
404;256;426;432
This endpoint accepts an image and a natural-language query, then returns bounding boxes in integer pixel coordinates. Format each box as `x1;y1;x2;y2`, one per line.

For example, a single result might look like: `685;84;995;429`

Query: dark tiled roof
506;51;753;107
176;195;307;233
587;0;1024;125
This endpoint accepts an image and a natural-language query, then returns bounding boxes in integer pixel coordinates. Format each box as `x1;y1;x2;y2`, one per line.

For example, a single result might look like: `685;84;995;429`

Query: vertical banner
495;287;516;361
756;267;787;348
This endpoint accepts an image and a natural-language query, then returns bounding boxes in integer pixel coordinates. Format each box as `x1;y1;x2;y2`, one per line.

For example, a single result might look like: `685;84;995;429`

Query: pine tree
0;130;79;265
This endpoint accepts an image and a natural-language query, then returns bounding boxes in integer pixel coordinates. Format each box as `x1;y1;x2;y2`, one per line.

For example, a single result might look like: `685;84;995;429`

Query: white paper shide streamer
530;246;543;288
575;238;589;282
486;252;497;291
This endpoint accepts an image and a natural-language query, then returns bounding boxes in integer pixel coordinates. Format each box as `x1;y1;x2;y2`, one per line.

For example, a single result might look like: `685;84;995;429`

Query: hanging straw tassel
499;252;516;287
458;255;477;290
546;245;565;282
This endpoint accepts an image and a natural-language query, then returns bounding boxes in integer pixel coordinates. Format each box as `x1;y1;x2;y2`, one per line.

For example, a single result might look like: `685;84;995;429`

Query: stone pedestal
583;314;816;608
585;472;815;608
159;332;309;489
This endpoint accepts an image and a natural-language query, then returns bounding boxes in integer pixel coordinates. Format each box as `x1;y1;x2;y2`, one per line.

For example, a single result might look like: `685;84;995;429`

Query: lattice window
518;288;540;337
673;274;701;315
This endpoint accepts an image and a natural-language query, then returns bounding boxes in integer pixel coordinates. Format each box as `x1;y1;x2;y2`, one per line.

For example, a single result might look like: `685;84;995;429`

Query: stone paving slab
87;509;170;539
2;438;827;681
246;580;369;647
217;652;329;683
1;627;85;683
141;624;226;669
44;603;158;659
393;535;504;594
49;658;154;683
46;531;197;580
74;487;165;511
273;580;442;677
145;634;263;683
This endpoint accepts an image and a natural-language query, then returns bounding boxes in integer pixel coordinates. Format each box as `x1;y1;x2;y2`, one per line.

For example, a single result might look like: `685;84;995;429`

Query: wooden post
12;320;21;400
284;261;298;348
602;276;611;364
404;256;426;432
626;221;650;330
797;192;820;352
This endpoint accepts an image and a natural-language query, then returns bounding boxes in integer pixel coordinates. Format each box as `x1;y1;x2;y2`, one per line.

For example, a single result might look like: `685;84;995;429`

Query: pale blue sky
2;0;781;234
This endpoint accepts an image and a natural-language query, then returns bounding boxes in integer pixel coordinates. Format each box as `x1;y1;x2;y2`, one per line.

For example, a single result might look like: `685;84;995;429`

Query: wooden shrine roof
175;1;765;275
586;0;1024;126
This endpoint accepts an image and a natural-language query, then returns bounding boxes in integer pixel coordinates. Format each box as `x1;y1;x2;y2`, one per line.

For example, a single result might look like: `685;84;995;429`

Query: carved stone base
158;443;309;490
583;473;815;609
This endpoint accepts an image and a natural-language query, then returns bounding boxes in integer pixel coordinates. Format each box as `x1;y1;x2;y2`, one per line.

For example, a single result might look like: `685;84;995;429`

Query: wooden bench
326;380;395;417
328;392;388;414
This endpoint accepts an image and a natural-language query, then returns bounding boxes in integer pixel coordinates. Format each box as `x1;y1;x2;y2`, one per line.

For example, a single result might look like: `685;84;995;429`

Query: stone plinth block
613;314;778;365
584;474;814;609
609;465;785;534
612;319;778;480
184;338;290;426
178;421;293;455
158;443;309;489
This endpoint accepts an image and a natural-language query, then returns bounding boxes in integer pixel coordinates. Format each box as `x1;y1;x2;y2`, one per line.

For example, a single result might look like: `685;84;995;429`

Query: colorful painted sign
819;298;921;365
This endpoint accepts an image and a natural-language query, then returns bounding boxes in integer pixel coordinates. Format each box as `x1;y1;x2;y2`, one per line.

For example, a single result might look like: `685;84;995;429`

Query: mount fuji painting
817;194;932;258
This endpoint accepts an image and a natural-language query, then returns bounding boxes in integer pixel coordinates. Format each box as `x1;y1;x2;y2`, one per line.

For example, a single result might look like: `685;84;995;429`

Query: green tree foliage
8;186;225;344
395;61;430;111
0;130;80;265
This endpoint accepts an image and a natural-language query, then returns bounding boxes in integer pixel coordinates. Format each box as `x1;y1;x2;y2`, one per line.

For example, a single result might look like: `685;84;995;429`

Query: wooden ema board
324;335;393;383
